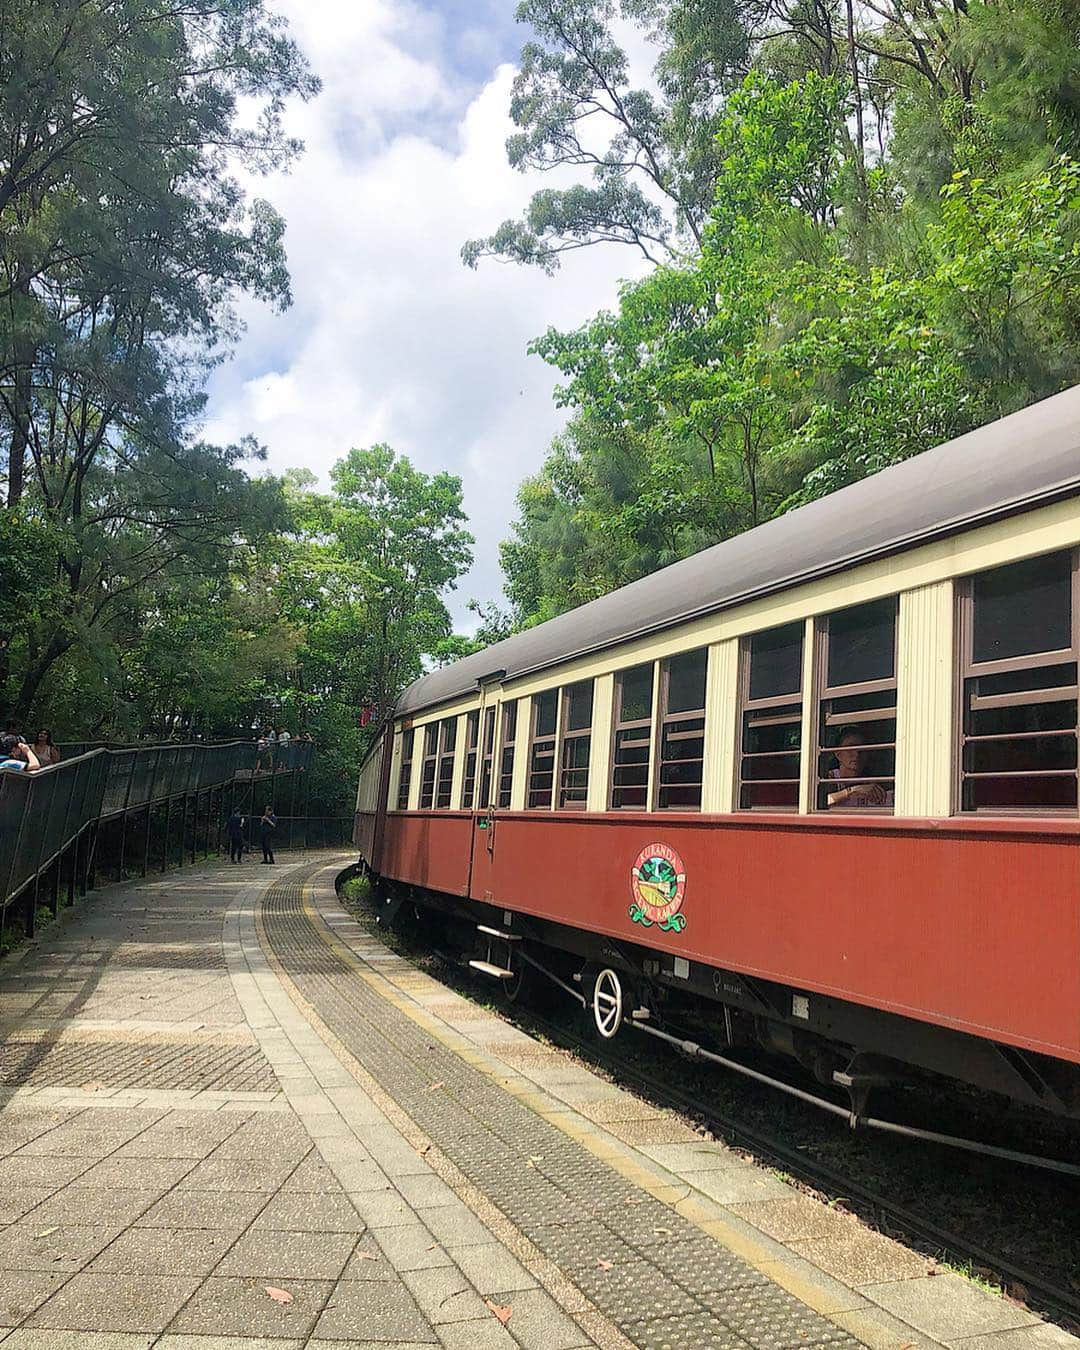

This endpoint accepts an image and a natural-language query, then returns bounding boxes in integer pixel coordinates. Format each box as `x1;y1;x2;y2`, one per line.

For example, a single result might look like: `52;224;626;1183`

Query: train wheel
591;968;624;1040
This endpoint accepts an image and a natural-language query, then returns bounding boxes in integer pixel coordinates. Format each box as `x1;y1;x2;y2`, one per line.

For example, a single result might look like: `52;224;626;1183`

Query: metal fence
0;739;318;939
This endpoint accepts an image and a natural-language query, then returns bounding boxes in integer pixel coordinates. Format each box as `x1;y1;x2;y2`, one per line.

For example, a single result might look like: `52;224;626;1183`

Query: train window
972;552;1072;664
816;598;898;812
738;622;803;811
461;710;480;809
826;596;896;689
478;707;496;808
657;648;707;810
960;551;1078;812
396;727;414;810
611;663;654;809
435;717;457;809
497;701;517;808
558;680;593;810
418;723;439;809
527;689;558;809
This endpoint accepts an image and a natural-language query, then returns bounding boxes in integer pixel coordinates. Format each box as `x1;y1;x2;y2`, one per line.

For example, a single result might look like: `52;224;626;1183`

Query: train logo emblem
629;844;687;933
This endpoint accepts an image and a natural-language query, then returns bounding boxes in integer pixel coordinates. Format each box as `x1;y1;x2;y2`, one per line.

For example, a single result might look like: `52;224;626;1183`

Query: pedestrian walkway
0;855;1074;1350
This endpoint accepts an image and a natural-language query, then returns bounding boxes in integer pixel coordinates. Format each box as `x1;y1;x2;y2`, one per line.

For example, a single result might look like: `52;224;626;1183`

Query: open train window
558;680;593;810
434;717;457;809
461;710;480;809
497;701;517;808
610;662;653;809
657;648;707;810
478;707;496;809
738;621;803;811
960;550;1078;813
527;689;558;809
396;727;414;810
815;597;897;812
418;723;439;808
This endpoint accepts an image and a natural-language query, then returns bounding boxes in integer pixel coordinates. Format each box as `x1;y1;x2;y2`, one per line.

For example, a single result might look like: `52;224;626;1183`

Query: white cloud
202;1;652;623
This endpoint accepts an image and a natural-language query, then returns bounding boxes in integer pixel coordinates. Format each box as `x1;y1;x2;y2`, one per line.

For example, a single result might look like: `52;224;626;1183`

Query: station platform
0;853;1074;1350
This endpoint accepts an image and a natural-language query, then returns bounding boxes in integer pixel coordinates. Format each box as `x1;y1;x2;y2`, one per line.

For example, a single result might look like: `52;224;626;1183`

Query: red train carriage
355;387;1080;1127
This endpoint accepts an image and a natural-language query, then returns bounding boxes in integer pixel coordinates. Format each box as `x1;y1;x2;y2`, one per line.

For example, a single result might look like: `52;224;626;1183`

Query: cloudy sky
201;0;653;625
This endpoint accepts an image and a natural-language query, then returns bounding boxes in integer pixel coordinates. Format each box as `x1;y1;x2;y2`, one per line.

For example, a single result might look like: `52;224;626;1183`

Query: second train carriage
354;387;1080;1124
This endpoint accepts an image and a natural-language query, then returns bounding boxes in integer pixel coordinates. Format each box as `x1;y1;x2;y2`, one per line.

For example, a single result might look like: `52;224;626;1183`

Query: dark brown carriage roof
397;386;1080;718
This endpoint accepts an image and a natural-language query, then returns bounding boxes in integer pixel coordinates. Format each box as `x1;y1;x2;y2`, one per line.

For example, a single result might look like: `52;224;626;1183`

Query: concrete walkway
0;854;1073;1350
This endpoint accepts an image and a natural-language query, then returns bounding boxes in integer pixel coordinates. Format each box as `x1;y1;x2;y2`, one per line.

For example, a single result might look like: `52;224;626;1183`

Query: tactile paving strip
0;1031;277;1090
260;869;866;1350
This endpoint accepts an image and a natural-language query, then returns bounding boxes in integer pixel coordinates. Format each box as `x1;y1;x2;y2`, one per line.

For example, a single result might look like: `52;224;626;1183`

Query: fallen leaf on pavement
485;1300;512;1325
265;1287;294;1304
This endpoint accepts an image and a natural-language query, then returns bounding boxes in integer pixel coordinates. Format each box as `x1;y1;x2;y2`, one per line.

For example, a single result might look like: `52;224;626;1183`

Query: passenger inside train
825;728;890;809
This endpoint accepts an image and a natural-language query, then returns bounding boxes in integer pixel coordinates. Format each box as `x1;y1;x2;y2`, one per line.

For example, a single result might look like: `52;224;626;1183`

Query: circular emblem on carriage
629;843;687;934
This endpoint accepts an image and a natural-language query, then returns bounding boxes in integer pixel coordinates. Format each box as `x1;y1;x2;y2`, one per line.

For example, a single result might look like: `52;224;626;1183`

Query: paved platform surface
0;853;1074;1350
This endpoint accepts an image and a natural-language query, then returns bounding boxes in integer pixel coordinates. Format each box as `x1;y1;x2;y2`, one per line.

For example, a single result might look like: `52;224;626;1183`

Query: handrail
0;738;315;919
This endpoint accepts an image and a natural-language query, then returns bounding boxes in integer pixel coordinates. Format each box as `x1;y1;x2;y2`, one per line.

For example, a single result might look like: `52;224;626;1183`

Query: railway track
522;1006;1080;1334
339;879;1080;1336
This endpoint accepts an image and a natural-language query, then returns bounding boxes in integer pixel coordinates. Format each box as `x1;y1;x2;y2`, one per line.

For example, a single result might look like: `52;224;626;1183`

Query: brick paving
0;855;1074;1350
259;867;863;1350
0;859;422;1348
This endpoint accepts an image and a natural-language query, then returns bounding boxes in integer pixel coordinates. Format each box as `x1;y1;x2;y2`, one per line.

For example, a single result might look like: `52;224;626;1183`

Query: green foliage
501;23;1080;624
0;3;479;818
0;0;319;725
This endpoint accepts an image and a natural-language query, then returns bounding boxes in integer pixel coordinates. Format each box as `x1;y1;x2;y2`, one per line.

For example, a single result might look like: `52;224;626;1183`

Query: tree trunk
5;268;37;509
845;0;868;223
11;634;69;723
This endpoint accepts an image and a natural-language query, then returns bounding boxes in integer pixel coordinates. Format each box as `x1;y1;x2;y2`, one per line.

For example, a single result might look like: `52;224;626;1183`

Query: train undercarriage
361;867;1080;1174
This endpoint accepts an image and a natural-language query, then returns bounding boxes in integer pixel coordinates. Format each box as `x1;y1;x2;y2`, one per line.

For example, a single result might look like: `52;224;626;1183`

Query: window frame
609;662;655;811
434;716;457;810
813;598;899;814
396;726;414;810
956;548;1080;816
460;709;480;809
496;700;517;809
736;622;804;813
557;679;593;811
654;647;708;812
477;706;496;810
418;723;439;809
526;688;559;810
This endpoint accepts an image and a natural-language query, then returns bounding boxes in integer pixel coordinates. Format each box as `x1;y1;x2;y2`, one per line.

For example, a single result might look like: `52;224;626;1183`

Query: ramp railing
0;738;316;941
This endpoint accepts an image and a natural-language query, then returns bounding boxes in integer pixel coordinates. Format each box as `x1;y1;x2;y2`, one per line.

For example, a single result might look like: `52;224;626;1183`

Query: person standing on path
226;807;247;863
259;805;277;864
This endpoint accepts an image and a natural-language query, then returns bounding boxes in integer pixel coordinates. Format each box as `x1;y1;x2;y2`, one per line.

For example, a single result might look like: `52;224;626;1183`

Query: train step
476;924;521;941
468;959;515;980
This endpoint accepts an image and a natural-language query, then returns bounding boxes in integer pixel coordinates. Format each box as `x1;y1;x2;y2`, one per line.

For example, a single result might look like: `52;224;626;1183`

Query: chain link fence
0;739;344;942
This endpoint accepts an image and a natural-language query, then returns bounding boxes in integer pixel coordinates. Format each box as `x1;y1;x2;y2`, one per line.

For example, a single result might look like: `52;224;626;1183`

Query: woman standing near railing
31;730;61;767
